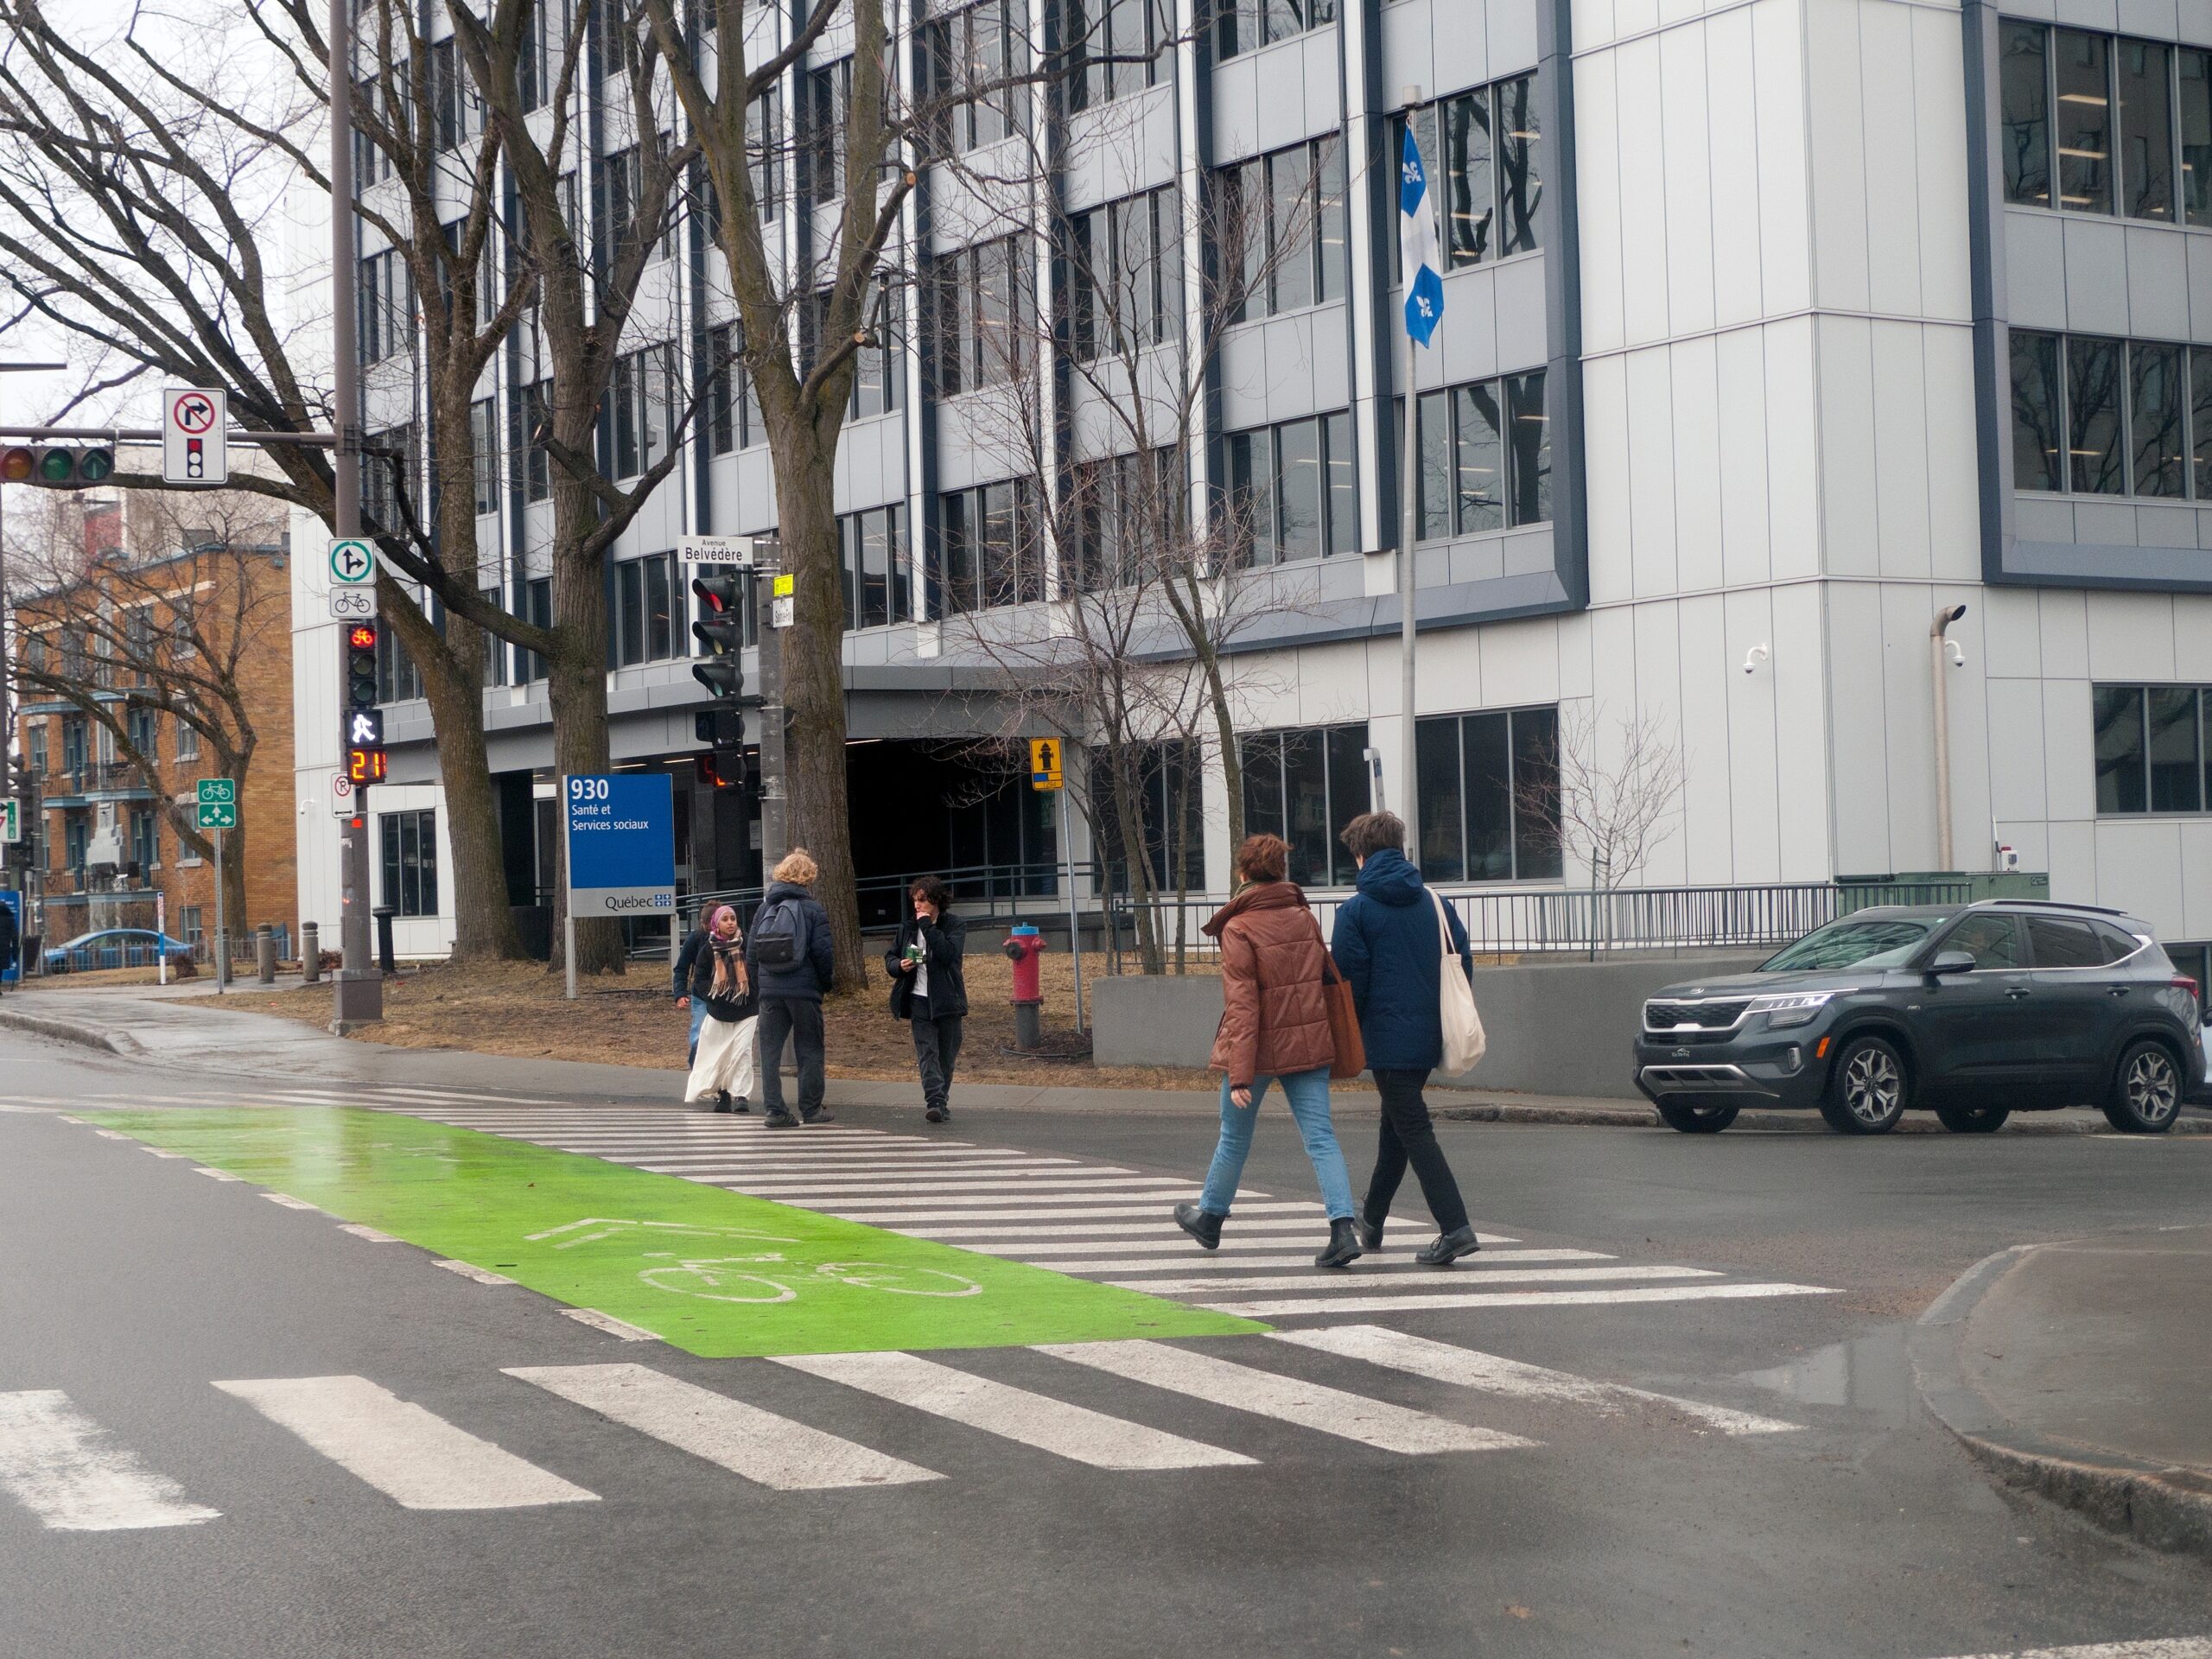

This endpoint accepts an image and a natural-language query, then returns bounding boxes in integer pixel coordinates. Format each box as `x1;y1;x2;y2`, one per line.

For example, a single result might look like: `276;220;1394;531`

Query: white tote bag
1430;890;1487;1075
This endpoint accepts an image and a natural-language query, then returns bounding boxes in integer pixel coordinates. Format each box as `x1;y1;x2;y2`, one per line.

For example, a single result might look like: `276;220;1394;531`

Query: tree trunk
547;536;623;976
1109;747;1164;975
774;425;866;994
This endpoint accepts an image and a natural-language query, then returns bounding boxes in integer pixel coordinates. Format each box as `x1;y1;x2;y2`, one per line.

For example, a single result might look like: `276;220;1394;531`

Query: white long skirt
684;1014;758;1103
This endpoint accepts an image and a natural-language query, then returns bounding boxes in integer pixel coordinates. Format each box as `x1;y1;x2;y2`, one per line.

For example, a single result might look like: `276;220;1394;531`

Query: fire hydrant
1004;925;1046;1049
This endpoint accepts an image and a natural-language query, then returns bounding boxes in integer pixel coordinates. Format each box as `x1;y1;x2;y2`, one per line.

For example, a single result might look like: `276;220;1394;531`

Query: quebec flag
1399;125;1446;347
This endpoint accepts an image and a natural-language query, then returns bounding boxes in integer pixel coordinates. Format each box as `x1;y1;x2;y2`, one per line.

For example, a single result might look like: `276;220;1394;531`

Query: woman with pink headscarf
677;905;757;1111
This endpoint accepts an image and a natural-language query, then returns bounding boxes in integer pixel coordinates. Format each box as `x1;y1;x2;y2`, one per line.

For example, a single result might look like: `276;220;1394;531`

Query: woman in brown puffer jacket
1173;834;1362;1268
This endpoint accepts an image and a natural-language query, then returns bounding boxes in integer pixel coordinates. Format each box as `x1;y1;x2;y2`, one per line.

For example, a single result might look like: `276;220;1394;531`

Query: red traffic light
346;623;378;651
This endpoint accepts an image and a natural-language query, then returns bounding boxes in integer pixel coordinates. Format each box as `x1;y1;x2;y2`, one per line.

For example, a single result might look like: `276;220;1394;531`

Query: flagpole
1398;86;1424;845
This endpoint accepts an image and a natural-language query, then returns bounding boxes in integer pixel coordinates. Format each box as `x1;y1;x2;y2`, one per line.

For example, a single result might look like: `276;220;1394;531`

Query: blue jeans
686;998;708;1063
1198;1066;1355;1221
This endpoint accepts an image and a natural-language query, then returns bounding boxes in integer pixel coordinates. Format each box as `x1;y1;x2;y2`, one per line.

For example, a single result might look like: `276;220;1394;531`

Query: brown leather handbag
1317;925;1365;1080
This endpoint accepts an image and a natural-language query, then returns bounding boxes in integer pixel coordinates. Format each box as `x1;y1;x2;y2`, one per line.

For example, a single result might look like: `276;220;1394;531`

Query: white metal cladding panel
2121;0;2183;39
2014;494;2076;543
1804;0;1872;315
1764;316;1822;583
1491;257;1548;377
1981;586;2046;679
1913;7;1974;321
2139;504;2202;550
2007;211;2069;329
2071;499;2138;546
2181;819;2212;934
1477;614;1564;709
1707;10;1765;331
2063;216;2132;336
1676;594;1739;883
1770;581;1835;880
1623;346;1681;598
1615;0;1661;41
1824;581;1895;872
1751;0;1814;314
2179;594;2212;676
1859;2;1924;321
1924;325;1983;579
1670;334;1726;594
2095;818;2190;927
1869;319;1935;581
1556;609;1597;702
1586;607;1638;761
1614;38;1672;346
1489;0;1539;76
1938;589;1997;858
2128;226;2193;343
1659;24;1718;340
1575;50;1627;356
2086;590;2178;680
1815;315;1880;579
1573;0;1616;53
1722;584;1784;884
1715;328;1774;589
1630;601;1694;884
1408;626;1482;721
2047;814;2098;907
1985;677;2053;824
1582;353;1635;605
1878;581;1952;869
2186;234;2212;337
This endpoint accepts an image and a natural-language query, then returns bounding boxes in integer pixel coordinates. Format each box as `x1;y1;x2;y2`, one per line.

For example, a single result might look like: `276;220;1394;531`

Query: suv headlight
1747;991;1836;1028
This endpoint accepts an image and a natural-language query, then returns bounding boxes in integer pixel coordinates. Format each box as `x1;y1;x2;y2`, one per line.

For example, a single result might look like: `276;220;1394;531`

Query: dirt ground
251;949;1221;1090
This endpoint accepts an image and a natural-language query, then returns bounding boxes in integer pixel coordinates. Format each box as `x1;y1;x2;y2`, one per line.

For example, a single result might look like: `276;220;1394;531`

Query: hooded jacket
884;912;969;1020
745;880;835;1001
1205;880;1337;1087
1328;847;1473;1071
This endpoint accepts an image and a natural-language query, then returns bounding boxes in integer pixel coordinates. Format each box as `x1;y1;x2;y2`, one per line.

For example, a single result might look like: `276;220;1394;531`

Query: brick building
7;488;296;966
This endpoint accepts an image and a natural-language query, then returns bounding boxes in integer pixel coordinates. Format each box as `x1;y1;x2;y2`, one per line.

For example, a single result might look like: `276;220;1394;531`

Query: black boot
1414;1226;1481;1268
1357;1214;1384;1251
1173;1203;1224;1250
1315;1218;1363;1269
714;1091;734;1113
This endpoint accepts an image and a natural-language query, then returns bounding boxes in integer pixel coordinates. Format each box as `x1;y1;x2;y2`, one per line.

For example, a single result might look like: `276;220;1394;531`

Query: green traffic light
77;448;114;483
35;448;76;485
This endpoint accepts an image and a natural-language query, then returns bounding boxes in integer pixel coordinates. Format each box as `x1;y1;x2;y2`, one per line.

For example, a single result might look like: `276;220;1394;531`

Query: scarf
707;908;747;1001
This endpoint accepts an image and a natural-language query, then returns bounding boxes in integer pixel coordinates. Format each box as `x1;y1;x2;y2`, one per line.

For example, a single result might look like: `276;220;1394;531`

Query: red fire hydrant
1004;925;1045;1049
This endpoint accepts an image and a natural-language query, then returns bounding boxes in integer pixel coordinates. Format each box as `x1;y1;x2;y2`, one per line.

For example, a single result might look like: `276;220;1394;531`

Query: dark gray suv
1631;901;2207;1135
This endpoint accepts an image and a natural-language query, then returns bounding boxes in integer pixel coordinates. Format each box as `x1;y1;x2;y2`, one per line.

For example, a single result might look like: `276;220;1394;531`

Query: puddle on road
1738;1323;1917;1425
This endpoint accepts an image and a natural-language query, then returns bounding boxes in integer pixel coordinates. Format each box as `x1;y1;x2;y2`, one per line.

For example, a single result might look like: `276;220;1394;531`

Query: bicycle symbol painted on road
524;1218;986;1306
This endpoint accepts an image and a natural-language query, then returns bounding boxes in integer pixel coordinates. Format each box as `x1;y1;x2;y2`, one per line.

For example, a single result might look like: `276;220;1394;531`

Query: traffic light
690;569;749;785
342;620;387;789
0;444;114;489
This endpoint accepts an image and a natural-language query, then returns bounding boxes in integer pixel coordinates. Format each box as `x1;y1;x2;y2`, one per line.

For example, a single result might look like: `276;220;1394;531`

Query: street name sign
563;773;676;917
162;387;227;486
328;538;377;586
327;586;378;620
677;534;755;564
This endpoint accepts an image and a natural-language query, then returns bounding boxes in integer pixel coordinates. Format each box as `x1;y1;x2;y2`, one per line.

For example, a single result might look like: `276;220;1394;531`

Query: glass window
1449;382;1504;534
2094;684;2147;811
1498;75;1541;256
2002;22;2052;207
1267;148;1316;314
1242;732;1285;842
1274;419;1323;563
2148;686;2204;811
1510;706;1563;880
2067;334;2126;494
1415;716;1465;880
1941;912;2026;969
379;809;440;918
1416;391;1452;541
1281;729;1330;886
2118;37;2175;221
1324;410;1357;557
2011;329;2066;492
1506;370;1550;527
2027;915;2109;968
1459;712;1514;880
2130;341;2186;497
2055;29;2113;214
1316;137;1346;302
1443;88;1495;265
1240;724;1367;887
2184;50;2212;226
470;398;498;515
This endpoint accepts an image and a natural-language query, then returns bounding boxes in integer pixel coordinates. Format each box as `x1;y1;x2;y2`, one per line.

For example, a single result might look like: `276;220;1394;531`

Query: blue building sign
563;774;676;917
0;890;20;984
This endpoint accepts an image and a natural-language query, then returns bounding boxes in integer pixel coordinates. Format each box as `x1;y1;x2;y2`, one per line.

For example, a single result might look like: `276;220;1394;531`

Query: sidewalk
1912;1229;2212;1555
3;987;2208;1133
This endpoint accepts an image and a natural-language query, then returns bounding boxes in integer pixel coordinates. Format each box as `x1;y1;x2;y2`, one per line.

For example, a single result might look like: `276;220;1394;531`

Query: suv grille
1644;1000;1752;1031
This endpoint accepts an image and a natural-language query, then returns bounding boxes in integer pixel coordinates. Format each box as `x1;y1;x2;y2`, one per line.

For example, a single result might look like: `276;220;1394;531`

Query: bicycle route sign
196;778;238;830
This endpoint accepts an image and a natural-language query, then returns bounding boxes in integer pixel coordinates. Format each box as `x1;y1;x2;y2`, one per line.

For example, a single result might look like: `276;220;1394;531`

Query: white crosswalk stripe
1110;1265;1723;1294
1204;1282;1842;1318
213;1375;597;1510
1925;1645;2212;1659
1035;1339;1531;1455
771;1350;1255;1471
0;1391;219;1532
506;1363;940;1491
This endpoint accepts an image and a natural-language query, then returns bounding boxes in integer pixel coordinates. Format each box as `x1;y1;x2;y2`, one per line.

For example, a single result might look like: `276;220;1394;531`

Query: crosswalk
391;1103;1840;1324
1;1322;1789;1531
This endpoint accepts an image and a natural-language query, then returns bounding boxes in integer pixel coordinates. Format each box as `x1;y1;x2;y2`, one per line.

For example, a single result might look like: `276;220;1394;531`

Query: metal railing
40;923;291;975
1109;879;1982;962
673;860;1084;938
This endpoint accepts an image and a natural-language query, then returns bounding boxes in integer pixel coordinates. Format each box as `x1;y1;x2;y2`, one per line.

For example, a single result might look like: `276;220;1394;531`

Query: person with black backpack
746;849;836;1128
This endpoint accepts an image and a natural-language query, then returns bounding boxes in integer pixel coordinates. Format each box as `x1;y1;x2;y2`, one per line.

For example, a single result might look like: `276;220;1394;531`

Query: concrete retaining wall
1090;952;1770;1099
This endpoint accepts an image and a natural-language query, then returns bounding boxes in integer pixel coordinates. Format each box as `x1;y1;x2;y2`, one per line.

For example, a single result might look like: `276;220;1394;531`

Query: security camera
1946;640;1965;668
1743;643;1770;676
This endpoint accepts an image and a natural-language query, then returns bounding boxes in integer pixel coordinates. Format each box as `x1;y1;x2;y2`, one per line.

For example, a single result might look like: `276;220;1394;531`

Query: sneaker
925;1103;947;1124
731;1096;751;1115
799;1106;834;1126
763;1110;799;1129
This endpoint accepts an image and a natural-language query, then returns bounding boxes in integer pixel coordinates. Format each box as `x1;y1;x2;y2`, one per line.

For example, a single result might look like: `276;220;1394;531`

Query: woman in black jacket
678;905;756;1112
884;875;968;1123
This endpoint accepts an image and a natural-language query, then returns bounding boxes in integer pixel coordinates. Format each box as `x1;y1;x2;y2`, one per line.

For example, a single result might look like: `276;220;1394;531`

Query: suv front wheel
2103;1039;2183;1134
1655;1101;1739;1134
1820;1034;1910;1135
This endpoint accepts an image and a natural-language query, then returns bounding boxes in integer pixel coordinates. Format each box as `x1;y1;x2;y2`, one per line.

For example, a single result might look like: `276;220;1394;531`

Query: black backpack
751;897;805;968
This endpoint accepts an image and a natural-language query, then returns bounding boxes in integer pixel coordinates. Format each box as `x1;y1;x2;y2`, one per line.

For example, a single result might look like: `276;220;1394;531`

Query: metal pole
564;913;577;1001
1397;276;1420;848
755;569;789;871
1061;790;1082;1033
1930;604;1967;872
328;0;380;1026
156;889;167;987
1;365;67;958
213;829;228;992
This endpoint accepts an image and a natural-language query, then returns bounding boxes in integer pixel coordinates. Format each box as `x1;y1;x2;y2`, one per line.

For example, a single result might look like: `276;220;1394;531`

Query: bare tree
1521;702;1688;893
6;488;289;934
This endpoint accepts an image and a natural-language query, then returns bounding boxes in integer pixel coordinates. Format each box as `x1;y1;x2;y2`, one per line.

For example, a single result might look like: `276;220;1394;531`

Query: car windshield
1760;917;1937;972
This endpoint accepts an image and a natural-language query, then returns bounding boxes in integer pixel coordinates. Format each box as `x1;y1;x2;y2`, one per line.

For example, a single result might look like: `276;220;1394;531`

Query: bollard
256;924;276;983
214;930;232;988
301;921;320;983
373;905;397;975
1003;924;1046;1050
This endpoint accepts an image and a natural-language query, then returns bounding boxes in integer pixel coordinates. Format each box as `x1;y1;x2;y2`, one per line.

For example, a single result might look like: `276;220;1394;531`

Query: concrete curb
1909;1243;2212;1557
0;1004;143;1058
1433;1096;2212;1134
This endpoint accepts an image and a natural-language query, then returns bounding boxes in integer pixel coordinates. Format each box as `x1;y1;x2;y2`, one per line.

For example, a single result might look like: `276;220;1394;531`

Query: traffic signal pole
327;0;380;1027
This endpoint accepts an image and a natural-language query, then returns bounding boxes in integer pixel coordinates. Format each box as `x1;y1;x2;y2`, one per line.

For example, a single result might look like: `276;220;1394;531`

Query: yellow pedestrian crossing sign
1029;738;1064;791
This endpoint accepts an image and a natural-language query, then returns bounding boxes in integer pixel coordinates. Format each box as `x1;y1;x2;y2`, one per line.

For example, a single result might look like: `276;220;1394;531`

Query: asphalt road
3;1027;2209;1659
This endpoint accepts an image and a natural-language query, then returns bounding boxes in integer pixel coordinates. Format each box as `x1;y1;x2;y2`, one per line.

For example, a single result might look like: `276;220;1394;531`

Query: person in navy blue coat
1328;810;1482;1267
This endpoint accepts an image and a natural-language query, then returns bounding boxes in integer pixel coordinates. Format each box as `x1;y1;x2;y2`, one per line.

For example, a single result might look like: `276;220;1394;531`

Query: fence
667;860;1084;946
1109;879;1981;962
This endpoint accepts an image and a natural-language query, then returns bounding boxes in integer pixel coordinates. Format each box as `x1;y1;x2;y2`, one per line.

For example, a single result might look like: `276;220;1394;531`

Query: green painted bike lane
82;1108;1262;1357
